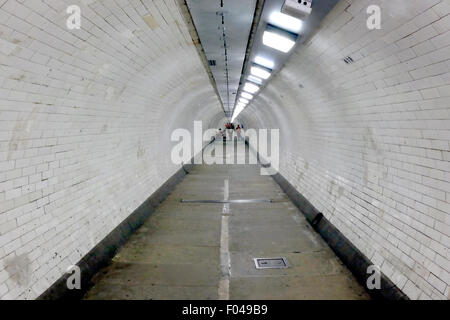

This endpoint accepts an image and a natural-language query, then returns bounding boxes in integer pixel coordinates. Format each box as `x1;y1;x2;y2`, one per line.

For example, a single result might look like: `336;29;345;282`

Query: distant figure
236;125;242;140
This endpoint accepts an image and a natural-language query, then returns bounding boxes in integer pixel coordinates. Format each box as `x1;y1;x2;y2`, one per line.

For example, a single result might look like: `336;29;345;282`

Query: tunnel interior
0;0;449;300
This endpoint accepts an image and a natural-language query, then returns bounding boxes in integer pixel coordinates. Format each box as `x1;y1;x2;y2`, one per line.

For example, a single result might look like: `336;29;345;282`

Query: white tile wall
0;0;222;299
241;0;450;300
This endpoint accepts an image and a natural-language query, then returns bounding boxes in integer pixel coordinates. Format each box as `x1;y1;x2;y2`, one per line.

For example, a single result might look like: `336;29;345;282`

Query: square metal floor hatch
253;257;289;269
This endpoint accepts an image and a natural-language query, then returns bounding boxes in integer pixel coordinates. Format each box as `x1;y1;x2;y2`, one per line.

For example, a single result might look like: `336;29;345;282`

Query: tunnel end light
250;65;271;80
263;25;297;53
243;82;259;94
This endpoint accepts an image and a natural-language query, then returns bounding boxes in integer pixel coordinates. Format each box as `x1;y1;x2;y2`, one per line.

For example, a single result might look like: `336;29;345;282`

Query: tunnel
0;0;449;301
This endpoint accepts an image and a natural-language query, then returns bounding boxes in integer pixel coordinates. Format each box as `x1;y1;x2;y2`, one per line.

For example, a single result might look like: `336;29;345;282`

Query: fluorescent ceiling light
232;104;245;122
239;97;249;104
247;75;262;85
269;12;303;33
241;92;253;100
236;101;246;107
232;110;243;122
254;56;274;69
243;82;259;94
263;31;296;53
251;66;271;80
263;25;297;53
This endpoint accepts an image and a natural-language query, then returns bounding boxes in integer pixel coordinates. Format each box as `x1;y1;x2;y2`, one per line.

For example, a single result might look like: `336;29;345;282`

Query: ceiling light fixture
243;82;259;94
247;75;263;85
263;24;297;53
231;104;246;122
239;97;249;104
250;65;271;79
254;56;274;69
241;92;253;100
269;11;303;33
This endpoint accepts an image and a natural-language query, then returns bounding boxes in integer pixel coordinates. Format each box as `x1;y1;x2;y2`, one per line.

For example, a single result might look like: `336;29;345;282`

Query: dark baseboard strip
38;162;194;300
271;171;409;300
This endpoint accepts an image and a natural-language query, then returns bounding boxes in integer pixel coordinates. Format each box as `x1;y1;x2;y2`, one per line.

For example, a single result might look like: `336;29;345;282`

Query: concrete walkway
84;141;369;300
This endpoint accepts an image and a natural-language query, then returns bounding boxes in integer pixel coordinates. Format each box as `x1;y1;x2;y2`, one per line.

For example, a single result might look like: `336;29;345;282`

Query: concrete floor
84;140;369;300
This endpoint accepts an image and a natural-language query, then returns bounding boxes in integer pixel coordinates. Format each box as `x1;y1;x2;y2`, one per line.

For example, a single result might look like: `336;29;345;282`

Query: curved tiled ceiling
232;0;339;121
186;0;257;117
